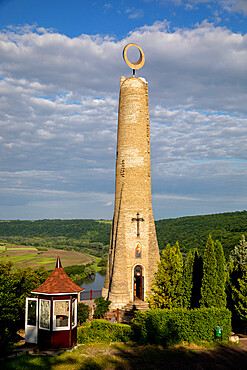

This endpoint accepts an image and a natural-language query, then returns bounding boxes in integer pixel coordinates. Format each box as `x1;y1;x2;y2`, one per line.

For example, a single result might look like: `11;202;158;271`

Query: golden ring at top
123;43;145;70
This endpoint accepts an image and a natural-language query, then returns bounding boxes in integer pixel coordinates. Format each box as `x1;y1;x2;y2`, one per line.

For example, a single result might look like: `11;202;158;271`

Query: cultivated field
0;244;92;270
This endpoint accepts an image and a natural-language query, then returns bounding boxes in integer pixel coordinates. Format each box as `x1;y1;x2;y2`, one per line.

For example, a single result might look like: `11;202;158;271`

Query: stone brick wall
102;76;160;309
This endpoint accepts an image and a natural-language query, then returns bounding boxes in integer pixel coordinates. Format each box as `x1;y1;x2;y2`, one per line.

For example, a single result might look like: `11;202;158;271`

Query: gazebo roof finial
55;256;62;269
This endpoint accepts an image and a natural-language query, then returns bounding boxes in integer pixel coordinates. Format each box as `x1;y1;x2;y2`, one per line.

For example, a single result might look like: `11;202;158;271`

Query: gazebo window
53;300;70;330
72;298;77;328
39;299;51;330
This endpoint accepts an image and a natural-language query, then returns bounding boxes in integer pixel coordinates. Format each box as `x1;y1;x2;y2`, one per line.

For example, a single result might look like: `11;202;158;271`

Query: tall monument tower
102;44;160;309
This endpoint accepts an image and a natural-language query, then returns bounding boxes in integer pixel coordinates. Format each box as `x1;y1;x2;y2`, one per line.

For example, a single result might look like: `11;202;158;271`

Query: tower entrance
134;265;144;301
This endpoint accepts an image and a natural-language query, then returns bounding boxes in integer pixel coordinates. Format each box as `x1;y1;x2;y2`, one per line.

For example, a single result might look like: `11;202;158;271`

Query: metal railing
80;289;102;301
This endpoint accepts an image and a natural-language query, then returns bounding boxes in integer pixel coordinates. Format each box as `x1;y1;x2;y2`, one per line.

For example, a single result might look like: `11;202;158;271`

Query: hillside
0;210;247;259
0;219;111;245
155;210;247;258
0;243;92;270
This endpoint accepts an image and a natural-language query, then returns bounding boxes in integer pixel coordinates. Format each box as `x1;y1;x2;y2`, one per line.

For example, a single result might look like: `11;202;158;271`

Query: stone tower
102;44;160;309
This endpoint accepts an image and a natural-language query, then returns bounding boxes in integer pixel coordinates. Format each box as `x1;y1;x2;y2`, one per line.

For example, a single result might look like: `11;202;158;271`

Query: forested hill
0;210;246;258
155;210;247;258
0;219;112;245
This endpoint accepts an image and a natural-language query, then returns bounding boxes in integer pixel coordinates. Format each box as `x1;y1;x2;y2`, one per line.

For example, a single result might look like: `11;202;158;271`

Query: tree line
1;210;247;258
155;210;247;258
0;263;49;356
148;234;247;333
0;219;111;245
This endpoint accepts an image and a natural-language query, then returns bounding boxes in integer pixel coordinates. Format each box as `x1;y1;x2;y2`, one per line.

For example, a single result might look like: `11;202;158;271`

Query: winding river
80;271;106;291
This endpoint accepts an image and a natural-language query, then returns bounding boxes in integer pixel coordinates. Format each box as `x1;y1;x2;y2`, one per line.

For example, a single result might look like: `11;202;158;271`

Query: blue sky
0;0;247;220
1;0;247;37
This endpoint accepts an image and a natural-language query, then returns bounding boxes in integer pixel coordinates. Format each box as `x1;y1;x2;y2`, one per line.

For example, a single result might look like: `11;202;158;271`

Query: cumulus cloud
221;0;247;15
159;1;247;15
0;22;246;219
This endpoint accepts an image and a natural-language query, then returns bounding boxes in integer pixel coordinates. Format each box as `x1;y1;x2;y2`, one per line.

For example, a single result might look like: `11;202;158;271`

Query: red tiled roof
31;256;84;295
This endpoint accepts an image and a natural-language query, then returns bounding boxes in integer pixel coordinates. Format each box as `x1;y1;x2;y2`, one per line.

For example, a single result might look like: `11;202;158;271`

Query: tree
200;235;217;308
93;297;111;319
214;240;226;308
232;269;247;327
182;248;205;310
182;249;195;309
227;235;247;332
191;249;203;308
229;235;247;274
0;262;19;355
0;262;49;356
77;302;90;324
148;242;183;309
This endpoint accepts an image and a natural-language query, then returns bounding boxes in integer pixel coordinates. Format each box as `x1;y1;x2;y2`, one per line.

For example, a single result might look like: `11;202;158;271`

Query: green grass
0;255;54;269
91;256;102;272
5;247;37;251
0;245;93;270
0;254;37;263
3;342;243;370
0;245;6;252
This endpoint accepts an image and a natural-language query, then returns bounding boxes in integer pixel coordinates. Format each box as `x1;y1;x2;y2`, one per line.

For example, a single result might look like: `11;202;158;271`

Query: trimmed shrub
132;308;231;345
77;319;132;344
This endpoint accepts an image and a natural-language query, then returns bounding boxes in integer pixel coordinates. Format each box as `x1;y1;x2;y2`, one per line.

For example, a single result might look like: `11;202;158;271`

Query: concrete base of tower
101;288;130;309
101;287;109;300
107;292;131;310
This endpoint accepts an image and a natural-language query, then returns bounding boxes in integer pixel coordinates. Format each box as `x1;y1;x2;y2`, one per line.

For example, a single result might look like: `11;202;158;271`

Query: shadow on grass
2;343;247;369
111;343;247;369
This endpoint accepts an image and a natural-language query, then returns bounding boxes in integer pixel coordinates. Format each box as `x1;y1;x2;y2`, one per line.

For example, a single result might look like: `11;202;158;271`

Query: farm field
0;244;92;270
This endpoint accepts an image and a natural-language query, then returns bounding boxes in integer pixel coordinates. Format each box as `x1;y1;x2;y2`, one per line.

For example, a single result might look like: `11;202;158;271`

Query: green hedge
132;308;231;345
77;319;132;344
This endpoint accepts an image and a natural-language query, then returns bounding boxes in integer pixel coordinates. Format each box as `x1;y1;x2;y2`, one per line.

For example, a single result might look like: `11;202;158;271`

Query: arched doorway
133;265;144;301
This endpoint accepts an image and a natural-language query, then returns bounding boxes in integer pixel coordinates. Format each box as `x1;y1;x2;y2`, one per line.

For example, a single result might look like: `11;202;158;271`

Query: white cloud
220;0;247;15
0;22;247;219
125;7;144;19
159;1;247;16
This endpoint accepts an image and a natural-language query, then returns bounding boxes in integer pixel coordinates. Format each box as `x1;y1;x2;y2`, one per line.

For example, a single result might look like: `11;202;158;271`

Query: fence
80;289;102;301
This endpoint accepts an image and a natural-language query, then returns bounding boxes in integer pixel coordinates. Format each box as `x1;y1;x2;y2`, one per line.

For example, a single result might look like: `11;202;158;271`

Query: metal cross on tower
131;212;144;237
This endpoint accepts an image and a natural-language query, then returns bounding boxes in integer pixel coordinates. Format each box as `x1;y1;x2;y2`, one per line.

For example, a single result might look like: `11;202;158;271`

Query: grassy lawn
3;341;244;370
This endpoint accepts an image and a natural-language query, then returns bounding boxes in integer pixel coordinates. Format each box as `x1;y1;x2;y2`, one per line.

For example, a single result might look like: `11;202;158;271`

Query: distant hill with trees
0;219;111;245
155;210;247;258
0;210;247;258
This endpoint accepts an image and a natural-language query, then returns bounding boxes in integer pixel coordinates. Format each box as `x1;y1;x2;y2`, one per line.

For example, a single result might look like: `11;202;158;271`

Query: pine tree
227;235;247;331
200;235;217;308
229;235;247;274
148;242;183;309
191;249;203;308
232;270;247;325
182;249;195;309
214;240;226;308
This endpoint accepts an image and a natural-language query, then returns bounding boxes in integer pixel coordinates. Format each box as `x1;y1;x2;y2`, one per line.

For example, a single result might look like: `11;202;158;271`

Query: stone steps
119;300;149;323
124;300;149;312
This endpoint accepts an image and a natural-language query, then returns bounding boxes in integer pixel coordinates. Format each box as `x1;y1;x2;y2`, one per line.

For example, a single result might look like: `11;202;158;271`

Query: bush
77;302;90;324
94;297;111;319
132;307;231;346
36;247;48;251
77;319;132;344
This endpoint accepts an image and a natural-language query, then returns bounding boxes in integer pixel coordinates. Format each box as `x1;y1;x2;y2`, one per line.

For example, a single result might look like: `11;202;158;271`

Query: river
80;271;106;291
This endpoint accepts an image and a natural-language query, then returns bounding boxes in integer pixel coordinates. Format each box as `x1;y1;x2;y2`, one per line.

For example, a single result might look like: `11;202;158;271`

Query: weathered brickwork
102;76;160;309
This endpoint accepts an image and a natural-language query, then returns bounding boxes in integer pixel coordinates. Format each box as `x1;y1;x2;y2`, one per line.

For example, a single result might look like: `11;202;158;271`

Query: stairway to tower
119;300;150;324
